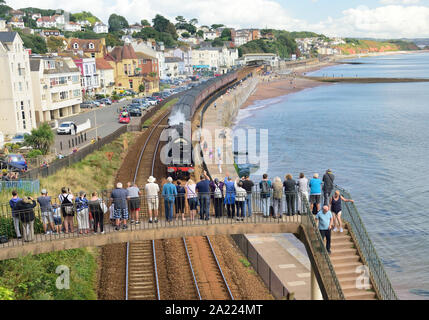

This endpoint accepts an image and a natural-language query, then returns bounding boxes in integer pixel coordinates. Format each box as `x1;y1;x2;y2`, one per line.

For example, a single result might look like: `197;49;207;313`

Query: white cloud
9;0;429;38
311;5;429;38
380;0;420;4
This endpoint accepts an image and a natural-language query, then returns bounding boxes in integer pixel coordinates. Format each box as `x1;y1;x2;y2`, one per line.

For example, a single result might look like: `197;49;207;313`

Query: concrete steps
328;227;377;300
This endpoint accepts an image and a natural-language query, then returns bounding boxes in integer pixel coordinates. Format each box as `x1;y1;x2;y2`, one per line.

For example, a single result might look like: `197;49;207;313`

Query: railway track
125;106;171;301
184;236;234;300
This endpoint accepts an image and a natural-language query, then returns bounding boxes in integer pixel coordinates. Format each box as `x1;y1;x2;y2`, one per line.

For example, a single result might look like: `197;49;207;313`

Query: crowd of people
1;170;19;181
6;168;353;251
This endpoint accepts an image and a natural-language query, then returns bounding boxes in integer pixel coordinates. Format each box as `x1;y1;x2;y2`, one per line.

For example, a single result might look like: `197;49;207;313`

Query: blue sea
234;52;429;299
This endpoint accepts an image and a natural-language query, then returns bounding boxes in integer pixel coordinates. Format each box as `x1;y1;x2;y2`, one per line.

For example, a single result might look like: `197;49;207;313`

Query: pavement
246;233;312;300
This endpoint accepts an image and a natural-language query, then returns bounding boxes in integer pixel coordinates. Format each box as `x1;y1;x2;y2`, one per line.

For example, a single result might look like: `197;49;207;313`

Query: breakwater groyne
302;76;429;83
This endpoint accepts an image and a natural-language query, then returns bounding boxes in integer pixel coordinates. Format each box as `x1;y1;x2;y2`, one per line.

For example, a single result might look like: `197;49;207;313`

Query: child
52;204;62;234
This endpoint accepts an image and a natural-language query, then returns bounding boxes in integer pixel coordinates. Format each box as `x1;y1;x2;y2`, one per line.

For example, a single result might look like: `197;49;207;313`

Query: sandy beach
241;61;333;109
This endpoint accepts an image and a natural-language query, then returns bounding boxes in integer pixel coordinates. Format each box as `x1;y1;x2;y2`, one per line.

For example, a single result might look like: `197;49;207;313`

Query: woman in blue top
309;173;322;214
224;173;236;218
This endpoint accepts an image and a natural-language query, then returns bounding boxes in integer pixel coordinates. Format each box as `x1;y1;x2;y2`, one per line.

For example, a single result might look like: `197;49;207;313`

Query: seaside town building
93;22;108;34
64;22;81;32
40;30;62;38
36;16;57;29
165;47;193;75
239;53;280;68
136;51;161;93
164;56;183;78
66;38;107;59
8;17;25;29
105;43;144;91
95;58;115;96
30;55;83;123
0;31;37;135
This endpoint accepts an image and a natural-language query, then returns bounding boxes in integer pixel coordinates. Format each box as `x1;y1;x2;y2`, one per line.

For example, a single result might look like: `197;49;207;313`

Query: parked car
145;97;158;106
95;100;106;107
80;102;95;109
100;98;112;105
119;113;130;124
57;121;76;135
129;108;142;117
10;132;30;144
2;154;28;171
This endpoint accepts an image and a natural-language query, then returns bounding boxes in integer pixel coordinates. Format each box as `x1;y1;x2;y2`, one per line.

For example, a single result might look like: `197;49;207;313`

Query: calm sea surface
234;52;429;299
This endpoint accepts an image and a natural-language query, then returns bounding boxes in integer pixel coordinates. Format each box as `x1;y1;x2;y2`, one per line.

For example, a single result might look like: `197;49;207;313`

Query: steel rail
182;237;202;300
206;236;234;300
152;240;161;300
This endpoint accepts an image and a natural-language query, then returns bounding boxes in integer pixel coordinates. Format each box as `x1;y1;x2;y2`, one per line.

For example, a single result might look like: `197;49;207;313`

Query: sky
8;0;429;38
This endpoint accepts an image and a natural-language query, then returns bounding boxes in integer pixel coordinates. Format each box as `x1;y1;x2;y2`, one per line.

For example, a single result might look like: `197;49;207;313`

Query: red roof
106;44;137;62
96;58;113;70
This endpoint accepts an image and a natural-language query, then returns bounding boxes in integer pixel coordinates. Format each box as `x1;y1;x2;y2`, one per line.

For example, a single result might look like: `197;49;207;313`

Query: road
53;100;137;155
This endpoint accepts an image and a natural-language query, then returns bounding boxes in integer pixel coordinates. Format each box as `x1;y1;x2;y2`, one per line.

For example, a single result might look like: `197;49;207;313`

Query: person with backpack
242;176;254;218
224;173;236;219
59;187;74;233
323;169;335;206
259;174;272;218
272;177;283;219
235;179;247;221
9;190;22;239
210;177;225;218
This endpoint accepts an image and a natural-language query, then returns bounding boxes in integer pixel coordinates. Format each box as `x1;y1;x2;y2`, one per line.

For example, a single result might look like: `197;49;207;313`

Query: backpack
261;180;269;195
214;184;222;198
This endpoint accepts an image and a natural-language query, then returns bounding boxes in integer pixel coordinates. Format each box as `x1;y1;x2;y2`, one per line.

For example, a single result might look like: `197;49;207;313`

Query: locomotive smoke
169;111;186;126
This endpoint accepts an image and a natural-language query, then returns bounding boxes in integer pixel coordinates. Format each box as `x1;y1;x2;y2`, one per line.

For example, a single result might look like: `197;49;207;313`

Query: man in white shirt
145;176;160;223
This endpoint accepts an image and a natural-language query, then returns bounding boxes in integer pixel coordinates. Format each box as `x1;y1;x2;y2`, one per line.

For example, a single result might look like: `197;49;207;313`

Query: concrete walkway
246;233;312;300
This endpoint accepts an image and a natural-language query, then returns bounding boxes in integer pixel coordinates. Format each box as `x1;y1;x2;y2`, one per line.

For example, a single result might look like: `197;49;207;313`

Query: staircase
330;228;377;300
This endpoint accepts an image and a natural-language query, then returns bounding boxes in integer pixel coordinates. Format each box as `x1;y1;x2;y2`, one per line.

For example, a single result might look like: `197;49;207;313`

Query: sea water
234;52;429;299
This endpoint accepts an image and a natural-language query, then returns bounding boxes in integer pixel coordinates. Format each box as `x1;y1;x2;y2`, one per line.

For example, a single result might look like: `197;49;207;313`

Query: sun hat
41;189;47;194
148;176;156;183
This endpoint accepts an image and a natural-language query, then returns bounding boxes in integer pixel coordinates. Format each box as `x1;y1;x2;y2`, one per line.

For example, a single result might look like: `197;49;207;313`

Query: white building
165;47;193;75
64;22;81;32
75;56;100;96
9;17;25;29
0;31;36;135
30;55;83;123
203;31;217;41
36;16;57;28
95;58;115;96
77;20;91;27
93;22;108;34
164;57;182;78
31;13;42;20
192;48;220;71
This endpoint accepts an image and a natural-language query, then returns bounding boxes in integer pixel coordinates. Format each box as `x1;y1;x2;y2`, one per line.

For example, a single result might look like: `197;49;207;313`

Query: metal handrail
300;194;345;300
334;185;398;300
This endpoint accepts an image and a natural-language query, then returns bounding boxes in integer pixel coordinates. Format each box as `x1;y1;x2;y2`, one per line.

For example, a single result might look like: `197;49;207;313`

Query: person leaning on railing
272;177;283;219
59;188;74;234
234;178;247;221
162;177;177;223
15;196;37;242
224;172;236;219
185;179;198;222
9;190;22;239
283;174;297;216
330;190;354;233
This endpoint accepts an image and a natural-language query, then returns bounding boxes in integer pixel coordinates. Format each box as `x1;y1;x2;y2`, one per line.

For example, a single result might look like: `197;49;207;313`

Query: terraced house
105;44;144;92
0;29;36;135
66;38;107;59
30;55;82;124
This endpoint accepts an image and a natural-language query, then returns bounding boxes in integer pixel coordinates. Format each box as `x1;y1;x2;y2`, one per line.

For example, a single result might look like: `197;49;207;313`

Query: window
18;63;22;76
88;43;94;49
93;64;96;73
60;91;68;100
91;53;95;58
72;75;79;83
73;89;80;97
18;82;22;91
129;80;133;89
85;65;89;75
73;43;79;49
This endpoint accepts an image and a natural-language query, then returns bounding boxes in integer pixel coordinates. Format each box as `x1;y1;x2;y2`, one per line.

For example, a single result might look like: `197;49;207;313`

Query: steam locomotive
164;72;239;180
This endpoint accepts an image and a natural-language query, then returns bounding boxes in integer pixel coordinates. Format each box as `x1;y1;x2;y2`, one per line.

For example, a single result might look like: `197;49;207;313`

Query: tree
141;19;150;26
189;18;198;26
19;32;47;54
106;32;123;47
24;123;54;155
220;28;232;41
196;30;204;38
47;37;65;52
175;16;186;24
108;14;129;32
153;14;176;38
181;32;190;38
211;24;224;30
138;84;145;93
212;38;225;47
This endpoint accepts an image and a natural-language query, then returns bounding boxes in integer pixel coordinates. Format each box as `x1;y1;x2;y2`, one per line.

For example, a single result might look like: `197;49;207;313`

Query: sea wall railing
335;185;398;300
